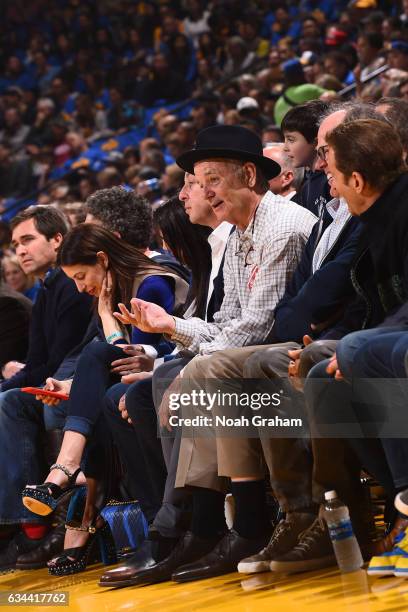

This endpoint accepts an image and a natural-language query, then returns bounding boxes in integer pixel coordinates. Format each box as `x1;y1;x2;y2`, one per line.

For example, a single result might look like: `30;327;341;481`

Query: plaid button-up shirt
172;190;317;354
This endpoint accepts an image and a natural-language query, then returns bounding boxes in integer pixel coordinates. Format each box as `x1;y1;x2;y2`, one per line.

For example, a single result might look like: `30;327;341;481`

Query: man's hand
287;335;313;391
36;378;72;406
114;298;176;335
326;354;343;380
121;370;153;385
1;361;24;379
111;346;154;376
118;394;132;424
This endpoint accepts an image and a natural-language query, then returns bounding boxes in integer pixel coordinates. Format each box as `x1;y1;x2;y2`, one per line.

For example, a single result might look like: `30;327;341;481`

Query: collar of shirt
326;196;348;219
284;190;297;201
208;221;233;251
312;197;351;273
43;267;59;288
235;190;281;250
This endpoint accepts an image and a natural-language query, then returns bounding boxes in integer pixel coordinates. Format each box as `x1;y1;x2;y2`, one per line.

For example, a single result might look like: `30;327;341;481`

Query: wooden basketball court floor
1;563;408;612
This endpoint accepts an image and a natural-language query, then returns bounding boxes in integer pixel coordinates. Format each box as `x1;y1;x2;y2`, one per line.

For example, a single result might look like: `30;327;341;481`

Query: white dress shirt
312;197;351;273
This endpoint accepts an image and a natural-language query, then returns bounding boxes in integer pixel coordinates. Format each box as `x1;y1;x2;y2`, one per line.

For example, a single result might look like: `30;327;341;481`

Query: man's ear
351;171;365;194
96;250;109;269
51;232;64;250
281;170;294;188
244;162;258;188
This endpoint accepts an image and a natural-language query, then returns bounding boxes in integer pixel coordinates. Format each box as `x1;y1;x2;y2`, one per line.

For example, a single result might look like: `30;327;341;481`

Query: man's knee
300;340;337;372
243;345;295;378
183;353;218;378
336;330;374;377
125;378;154;414
0;388;39;421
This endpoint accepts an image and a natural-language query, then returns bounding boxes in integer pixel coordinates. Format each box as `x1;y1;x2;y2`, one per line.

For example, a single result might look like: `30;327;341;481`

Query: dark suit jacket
0;283;32;368
1;268;93;391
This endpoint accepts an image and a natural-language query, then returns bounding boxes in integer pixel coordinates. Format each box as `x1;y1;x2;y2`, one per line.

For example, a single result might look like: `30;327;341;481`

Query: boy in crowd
282;100;332;217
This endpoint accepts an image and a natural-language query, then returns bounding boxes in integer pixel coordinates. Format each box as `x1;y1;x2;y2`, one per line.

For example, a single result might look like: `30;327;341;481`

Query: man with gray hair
263;143;304;199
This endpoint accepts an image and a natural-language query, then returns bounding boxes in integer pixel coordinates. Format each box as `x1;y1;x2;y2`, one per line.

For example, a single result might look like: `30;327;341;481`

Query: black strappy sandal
22;463;83;517
47;518;117;576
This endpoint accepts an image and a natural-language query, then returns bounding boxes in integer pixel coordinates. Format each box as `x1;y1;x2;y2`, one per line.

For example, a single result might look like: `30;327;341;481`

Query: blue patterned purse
100;500;148;558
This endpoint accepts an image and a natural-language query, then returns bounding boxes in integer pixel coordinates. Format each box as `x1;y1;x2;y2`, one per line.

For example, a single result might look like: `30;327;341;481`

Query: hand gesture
114;298;175;335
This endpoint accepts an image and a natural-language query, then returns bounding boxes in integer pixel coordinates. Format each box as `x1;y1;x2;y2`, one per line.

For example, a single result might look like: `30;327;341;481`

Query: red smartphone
21;387;69;401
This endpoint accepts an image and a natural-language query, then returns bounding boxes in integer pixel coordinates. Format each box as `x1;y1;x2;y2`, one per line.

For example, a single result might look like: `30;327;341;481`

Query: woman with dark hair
154;195;212;319
21;223;188;575
96;194;220;565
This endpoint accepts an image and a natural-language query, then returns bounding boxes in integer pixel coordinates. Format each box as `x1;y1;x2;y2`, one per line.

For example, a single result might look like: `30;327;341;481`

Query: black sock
190;487;227;539
231;480;271;540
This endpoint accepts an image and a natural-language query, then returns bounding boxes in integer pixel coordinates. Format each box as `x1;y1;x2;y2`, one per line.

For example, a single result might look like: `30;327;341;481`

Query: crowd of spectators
0;0;407;228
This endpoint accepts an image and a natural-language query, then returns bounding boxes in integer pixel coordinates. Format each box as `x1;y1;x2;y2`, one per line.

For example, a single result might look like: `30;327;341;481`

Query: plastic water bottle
322;490;364;573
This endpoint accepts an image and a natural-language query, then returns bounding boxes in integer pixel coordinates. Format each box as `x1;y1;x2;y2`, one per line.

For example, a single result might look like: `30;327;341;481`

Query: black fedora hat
176;125;280;180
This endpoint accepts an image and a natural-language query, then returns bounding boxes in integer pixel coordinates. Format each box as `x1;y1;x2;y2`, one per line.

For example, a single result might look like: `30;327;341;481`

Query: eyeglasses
234;204;259;267
235;243;256;267
316;144;329;162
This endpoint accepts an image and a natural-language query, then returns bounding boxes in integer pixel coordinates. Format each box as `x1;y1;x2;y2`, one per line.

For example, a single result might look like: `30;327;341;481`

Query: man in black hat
100;125;317;587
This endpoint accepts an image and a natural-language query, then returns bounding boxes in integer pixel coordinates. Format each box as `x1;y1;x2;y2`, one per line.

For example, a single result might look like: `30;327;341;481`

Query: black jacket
292;170;331;217
325;173;408;338
271;213;362;343
0;283;32;368
1;268;93;391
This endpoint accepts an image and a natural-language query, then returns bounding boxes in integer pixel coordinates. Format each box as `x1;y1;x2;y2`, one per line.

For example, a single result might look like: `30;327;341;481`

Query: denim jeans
350;329;408;490
103;380;167;523
0;389;66;524
64;341;123;437
305;327;408;499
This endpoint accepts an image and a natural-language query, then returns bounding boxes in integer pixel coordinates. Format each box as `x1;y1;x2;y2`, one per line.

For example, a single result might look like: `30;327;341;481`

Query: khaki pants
175;343;300;497
175;339;362;511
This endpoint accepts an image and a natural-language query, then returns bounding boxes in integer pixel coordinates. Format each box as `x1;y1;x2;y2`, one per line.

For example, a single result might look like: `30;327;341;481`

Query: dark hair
325;50;350;69
326;119;405;191
281;99;331;143
58;223;168;314
10;205;69;239
358;31;384;50
154;196;211;318
262;125;283;140
376;97;408;153
0;220;11;247
86;187;153;248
